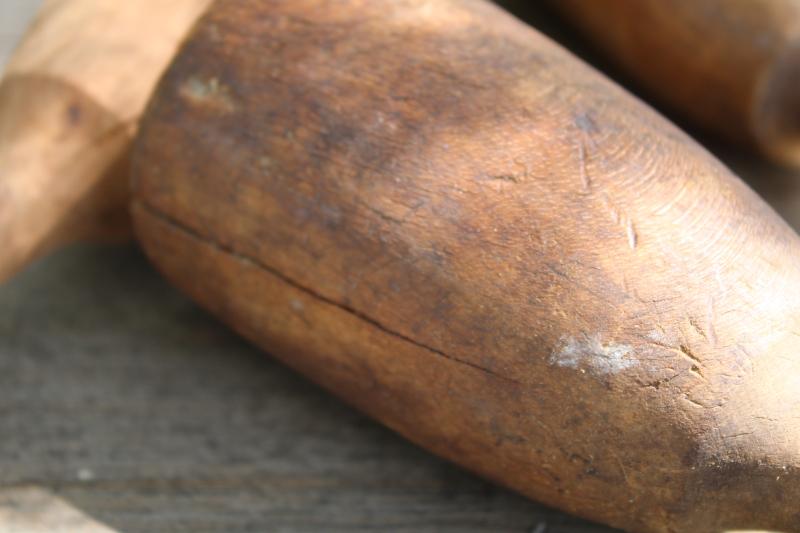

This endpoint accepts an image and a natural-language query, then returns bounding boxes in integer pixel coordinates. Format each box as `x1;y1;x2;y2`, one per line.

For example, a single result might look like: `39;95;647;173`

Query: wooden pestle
552;0;800;167
131;1;800;531
0;0;211;282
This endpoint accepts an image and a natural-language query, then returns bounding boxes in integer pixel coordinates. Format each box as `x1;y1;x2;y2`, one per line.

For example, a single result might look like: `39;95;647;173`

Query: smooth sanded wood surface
0;244;618;533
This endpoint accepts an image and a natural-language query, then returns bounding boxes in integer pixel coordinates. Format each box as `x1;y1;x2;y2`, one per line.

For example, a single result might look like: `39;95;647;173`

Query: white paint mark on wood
550;334;635;374
179;76;236;112
530;522;548;533
646;328;675;346
77;468;94;481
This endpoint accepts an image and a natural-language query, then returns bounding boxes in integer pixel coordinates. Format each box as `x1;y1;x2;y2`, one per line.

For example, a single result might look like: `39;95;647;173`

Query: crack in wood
136;201;521;385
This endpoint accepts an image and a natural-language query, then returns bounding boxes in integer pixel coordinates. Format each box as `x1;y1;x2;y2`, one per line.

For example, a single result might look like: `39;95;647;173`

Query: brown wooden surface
133;1;800;531
0;0;210;282
551;0;800;166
